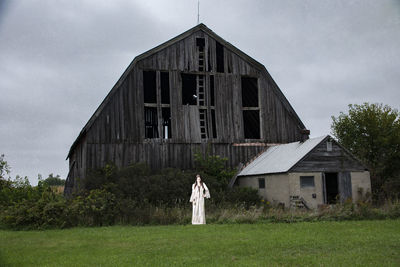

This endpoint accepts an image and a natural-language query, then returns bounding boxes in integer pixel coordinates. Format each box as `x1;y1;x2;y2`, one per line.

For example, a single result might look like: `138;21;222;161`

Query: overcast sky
1;0;399;185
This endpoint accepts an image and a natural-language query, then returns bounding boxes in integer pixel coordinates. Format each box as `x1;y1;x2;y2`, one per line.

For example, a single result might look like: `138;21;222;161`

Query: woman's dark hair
194;174;204;189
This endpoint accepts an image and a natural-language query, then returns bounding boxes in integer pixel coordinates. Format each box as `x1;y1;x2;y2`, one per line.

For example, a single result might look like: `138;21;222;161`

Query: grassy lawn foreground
1;220;399;266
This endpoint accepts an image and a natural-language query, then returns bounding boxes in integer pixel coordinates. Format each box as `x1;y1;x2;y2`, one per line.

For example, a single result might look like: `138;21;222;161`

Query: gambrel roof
67;23;306;158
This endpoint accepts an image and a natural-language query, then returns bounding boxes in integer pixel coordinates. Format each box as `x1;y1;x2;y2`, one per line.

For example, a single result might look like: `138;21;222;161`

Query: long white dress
189;183;210;224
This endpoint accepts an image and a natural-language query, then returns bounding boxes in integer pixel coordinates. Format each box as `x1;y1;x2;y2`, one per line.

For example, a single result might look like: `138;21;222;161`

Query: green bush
2;150;399;230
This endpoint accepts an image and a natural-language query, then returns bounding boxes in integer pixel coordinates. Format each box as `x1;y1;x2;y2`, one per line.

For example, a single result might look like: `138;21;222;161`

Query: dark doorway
325;172;339;204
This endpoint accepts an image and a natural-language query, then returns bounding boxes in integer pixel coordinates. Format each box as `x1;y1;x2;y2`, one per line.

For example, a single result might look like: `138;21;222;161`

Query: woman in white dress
189;174;210;225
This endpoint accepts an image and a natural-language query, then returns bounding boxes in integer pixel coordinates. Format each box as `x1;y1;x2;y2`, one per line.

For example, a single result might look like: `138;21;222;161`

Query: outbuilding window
300;176;315;188
258;178;265;189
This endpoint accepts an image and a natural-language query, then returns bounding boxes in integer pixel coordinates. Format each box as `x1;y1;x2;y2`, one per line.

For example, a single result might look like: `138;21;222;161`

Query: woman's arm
203;183;211;198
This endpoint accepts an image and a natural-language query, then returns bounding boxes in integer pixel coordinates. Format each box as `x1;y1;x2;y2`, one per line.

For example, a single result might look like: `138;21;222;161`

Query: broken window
241;77;258;107
300;176;315;188
258;178;265;189
181;73;197;105
162;108;171;139
161;72;170;104
144;107;158;138
243;110;260;139
216;41;224;73
143;70;156;103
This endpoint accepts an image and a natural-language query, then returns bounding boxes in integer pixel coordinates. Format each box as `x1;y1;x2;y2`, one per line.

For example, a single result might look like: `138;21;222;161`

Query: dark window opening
162;108;171;139
243;110;260;139
181;73;197;105
144;107;158;138
258;178;265;189
196;38;205;48
211;109;217;138
216;41;224;73
325;173;339;204
300;176;315;188
161;72;170;104
241;77;259;107
197;38;205;72
208;49;212;71
143;71;156;103
210;75;215;106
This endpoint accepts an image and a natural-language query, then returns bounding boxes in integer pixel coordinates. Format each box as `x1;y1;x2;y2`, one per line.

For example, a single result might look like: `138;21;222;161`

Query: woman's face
196;176;201;183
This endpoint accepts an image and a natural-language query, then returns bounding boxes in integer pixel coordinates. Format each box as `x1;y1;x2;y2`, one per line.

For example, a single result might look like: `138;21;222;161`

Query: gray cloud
0;0;399;184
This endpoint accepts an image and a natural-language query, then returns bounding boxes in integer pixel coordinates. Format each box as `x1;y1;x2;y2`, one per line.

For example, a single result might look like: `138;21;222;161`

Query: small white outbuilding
233;135;371;209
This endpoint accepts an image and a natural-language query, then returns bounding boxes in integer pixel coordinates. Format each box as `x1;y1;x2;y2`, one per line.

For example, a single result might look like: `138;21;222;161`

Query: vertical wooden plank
339;172;352;202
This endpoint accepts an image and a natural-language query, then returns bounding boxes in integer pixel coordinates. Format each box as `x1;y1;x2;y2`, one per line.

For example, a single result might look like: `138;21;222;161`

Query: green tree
331;103;400;200
0;154;11;180
44;174;65;186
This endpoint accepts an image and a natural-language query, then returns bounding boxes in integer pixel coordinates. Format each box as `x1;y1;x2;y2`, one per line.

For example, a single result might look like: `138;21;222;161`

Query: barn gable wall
66;25;308;191
291;139;366;173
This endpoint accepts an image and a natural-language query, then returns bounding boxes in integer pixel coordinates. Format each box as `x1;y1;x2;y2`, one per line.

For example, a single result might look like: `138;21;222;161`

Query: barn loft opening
182;73;197;105
162;107;171;139
325;172;339;204
243;110;260;139
196;37;205;48
216;41;224;73
241;77;258;107
211;109;217;138
143;70;157;103
210;75;215;106
144;107;158;138
208;49;212;71
161;72;170;104
196;38;205;71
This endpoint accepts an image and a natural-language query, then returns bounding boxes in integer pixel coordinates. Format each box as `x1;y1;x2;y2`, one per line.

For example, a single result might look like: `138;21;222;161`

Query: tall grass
116;199;400;226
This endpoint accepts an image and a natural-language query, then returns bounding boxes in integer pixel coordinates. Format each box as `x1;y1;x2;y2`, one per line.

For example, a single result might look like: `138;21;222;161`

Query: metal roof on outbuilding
238;135;328;176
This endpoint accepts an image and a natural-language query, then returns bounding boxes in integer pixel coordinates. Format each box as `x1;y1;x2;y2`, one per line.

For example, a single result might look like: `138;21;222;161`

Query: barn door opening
324;172;339;204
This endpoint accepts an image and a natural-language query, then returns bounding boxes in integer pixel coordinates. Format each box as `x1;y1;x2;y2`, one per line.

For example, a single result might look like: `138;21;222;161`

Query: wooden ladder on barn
199;109;207;139
197;75;207;139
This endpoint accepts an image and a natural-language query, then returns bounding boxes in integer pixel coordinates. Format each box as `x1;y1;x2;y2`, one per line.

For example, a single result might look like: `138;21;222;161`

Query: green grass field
1;220;399;266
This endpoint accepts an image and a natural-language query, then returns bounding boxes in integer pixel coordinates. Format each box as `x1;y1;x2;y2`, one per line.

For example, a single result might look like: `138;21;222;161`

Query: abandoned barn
235;135;371;208
65;23;311;194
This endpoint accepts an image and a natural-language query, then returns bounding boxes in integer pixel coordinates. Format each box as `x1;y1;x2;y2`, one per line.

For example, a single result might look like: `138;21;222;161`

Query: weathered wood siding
291;140;366;172
67;27;307;190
